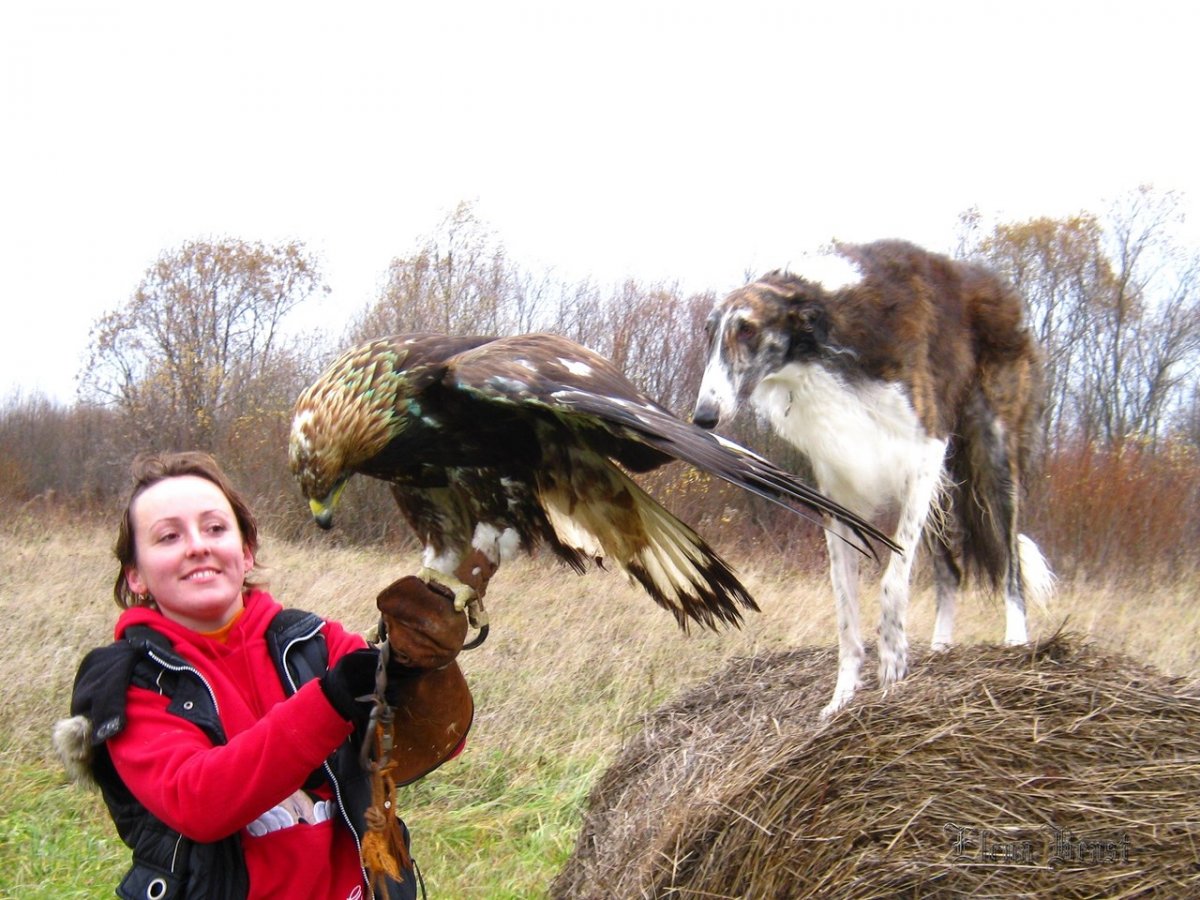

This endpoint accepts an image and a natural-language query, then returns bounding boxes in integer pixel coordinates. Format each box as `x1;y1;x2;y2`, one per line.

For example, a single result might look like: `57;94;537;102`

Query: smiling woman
52;451;475;900
118;473;256;632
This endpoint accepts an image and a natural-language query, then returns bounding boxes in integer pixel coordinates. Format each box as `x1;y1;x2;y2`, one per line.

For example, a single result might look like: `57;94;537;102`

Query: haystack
551;633;1200;899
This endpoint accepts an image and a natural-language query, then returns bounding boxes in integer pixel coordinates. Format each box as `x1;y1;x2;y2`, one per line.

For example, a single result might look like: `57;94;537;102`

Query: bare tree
962;213;1105;447
1091;188;1200;446
82;239;326;452
961;187;1200;449
353;202;526;340
592;281;714;413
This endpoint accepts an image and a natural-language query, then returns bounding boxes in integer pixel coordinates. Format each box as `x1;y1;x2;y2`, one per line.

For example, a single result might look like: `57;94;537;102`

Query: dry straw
552;631;1200;899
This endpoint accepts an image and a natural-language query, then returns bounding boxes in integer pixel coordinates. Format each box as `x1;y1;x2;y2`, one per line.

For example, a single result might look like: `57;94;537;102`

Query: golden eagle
289;333;895;632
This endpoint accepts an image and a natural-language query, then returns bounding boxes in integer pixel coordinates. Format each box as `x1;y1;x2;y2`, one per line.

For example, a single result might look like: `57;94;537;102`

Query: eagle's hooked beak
309;478;349;530
309;498;335;530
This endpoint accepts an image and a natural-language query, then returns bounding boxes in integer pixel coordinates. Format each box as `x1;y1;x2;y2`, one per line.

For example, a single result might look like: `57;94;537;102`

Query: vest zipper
280;621;375;897
145;649;221;718
279;620;327;694
169;831;184;872
325;756;373;896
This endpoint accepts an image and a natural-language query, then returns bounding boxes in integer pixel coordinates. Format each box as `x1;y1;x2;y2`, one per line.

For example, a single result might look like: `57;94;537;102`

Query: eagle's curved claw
417;549;496;647
417;567;484;620
416;566;470;603
415;571;489;649
465;595;489;630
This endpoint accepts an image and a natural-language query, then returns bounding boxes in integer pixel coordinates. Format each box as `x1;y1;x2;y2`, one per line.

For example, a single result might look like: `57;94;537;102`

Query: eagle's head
289;342;409;529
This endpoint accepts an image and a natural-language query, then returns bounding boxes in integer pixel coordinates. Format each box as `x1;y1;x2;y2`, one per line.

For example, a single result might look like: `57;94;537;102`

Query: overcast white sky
2;0;1196;403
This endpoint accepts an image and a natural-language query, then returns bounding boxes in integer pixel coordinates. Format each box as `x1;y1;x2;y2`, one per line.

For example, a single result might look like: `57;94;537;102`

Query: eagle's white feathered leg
458;523;515;629
419;523;514;627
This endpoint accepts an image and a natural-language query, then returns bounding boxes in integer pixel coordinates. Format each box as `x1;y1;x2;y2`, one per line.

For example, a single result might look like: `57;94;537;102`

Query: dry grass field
2;510;1198;897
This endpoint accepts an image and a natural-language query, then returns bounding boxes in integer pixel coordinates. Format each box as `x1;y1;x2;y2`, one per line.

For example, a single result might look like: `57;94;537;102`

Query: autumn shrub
1031;438;1200;581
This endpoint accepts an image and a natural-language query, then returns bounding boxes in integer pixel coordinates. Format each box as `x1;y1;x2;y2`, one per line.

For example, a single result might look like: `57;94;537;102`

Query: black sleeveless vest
68;609;416;900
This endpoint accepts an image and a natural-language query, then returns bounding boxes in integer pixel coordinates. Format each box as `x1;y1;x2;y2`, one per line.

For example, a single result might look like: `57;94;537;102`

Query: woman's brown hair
113;451;262;609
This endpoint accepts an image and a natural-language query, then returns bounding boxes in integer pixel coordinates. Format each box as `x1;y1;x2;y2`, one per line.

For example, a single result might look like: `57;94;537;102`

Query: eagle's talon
417;566;477;615
465;595;489;630
452;585;476;614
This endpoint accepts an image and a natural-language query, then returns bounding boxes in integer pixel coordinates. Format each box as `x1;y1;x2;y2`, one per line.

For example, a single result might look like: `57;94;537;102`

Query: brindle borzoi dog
693;240;1052;716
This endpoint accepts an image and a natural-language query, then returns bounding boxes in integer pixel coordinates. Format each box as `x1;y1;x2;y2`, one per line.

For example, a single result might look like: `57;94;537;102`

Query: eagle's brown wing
446;333;896;556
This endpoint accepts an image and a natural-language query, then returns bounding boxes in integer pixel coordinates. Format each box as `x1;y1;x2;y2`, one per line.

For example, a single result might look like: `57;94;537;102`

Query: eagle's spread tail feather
627;491;757;630
539;455;757;631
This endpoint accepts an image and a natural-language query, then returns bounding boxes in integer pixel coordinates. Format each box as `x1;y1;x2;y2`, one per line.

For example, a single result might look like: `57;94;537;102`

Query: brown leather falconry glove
374;576;474;786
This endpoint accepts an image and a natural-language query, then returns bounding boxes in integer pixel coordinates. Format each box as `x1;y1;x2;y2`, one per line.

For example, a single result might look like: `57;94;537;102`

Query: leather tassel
360;717;411;894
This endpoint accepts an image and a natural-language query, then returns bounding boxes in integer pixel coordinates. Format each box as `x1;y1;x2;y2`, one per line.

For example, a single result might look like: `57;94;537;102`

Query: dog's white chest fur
751;362;941;517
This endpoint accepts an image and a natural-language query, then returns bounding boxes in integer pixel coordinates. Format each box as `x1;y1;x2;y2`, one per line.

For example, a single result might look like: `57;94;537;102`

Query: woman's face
124;475;254;631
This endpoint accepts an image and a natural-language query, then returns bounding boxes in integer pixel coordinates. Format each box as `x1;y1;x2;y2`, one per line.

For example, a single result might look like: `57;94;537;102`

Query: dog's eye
735;320;758;342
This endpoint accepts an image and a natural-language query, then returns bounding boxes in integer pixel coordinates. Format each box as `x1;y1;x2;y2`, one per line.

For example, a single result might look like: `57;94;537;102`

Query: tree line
4;191;1198;580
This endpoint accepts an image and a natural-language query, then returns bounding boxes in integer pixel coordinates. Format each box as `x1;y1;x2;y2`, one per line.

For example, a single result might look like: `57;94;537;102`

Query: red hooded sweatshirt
107;588;372;899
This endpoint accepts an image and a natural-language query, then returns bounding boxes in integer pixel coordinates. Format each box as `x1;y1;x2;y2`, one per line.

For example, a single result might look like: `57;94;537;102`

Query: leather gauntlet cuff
374;576;474;784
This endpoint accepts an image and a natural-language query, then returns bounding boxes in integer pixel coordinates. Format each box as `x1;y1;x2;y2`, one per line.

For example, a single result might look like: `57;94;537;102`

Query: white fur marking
821;522;864;718
1018;534;1055;611
793;251;862;292
931;594;956;649
753;363;930;517
695;309;740;421
497;527;521;562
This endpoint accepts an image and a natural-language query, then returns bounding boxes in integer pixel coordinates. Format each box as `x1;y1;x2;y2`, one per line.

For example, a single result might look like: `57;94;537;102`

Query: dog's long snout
694;364;734;430
692;400;720;430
